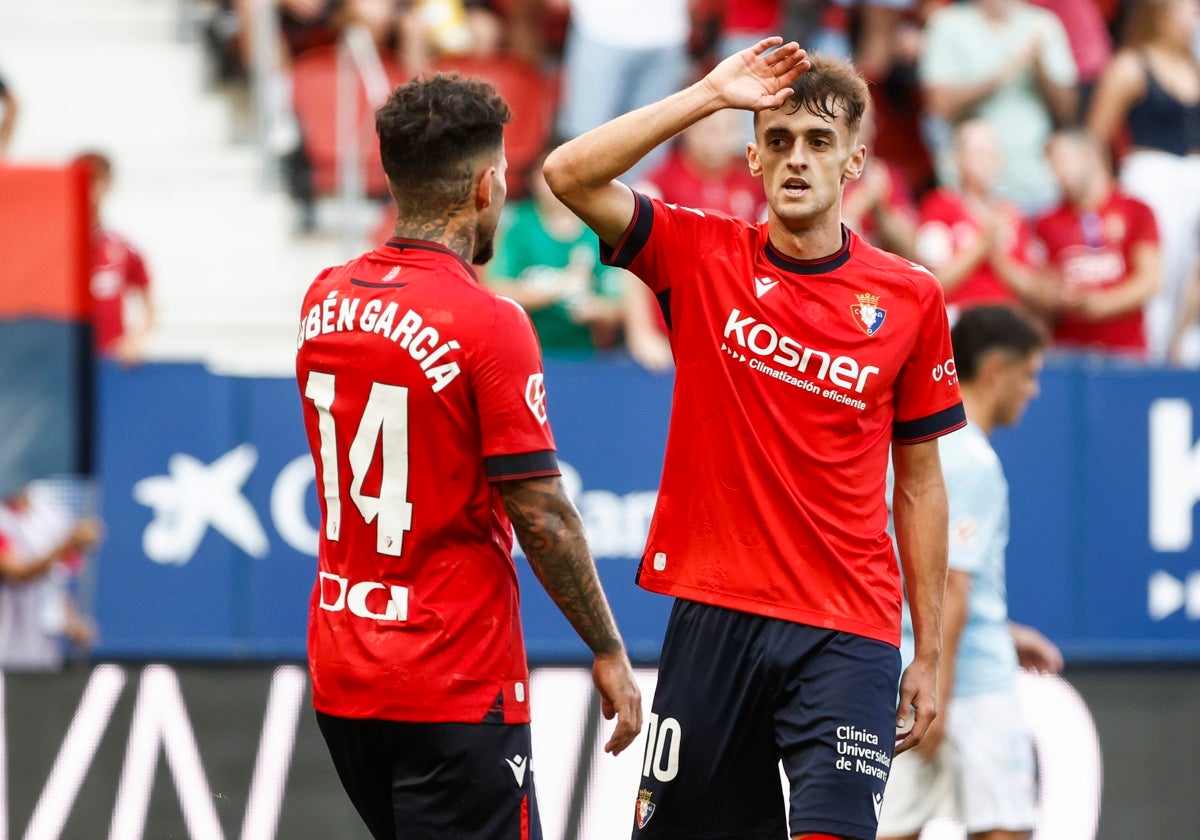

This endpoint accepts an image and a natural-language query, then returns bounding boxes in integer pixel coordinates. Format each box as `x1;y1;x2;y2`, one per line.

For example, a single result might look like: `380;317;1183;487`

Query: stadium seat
290;45;410;198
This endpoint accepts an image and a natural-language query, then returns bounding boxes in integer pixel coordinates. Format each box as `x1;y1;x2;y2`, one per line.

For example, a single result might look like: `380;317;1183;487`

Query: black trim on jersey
351;278;409;288
482;689;505;724
766;226;852;275
485;449;560;482
657;289;673;332
893;402;968;444
600;192;654;269
384;237;476;274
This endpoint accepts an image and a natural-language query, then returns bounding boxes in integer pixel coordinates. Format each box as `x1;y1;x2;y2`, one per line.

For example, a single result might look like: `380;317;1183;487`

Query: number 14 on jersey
303;371;414;556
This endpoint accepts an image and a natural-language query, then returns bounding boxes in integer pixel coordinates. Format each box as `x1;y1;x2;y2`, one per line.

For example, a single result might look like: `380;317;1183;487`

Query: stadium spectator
842;105;918;259
0;69;17;156
914;120;1052;319
878;304;1064;840
395;0;505;76
1037;129;1160;359
0;483;102;672
1086;0;1200;365
74;151;157;364
546;43;967;840
919;0;1078;215
1028;0;1113;112
487;148;628;357
555;0;690;181
295;74;640;840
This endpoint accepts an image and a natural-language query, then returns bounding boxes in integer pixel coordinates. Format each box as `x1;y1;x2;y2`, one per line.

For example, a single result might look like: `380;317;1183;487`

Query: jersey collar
765;226;853;275
383;237;477;276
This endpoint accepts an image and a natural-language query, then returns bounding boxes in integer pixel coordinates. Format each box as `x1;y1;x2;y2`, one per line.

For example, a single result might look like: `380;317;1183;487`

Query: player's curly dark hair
951;305;1047;383
376;74;511;211
756;52;869;137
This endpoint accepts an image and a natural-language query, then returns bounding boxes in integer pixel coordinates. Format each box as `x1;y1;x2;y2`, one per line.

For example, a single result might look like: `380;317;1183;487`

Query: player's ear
844;142;866;182
475;166;496;211
747;142;763;178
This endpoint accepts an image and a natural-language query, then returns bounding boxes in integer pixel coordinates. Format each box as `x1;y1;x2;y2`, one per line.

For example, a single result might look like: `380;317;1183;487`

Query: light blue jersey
893;422;1018;697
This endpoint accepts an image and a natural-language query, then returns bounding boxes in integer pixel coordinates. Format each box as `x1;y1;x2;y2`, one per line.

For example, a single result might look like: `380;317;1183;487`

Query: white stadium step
0;0;365;375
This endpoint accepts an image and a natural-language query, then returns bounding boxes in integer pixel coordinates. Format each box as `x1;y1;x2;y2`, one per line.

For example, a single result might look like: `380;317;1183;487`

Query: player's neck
392;216;478;264
767;215;845;262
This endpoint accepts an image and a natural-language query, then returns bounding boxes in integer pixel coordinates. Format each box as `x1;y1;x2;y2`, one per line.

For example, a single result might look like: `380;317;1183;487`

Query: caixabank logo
127;446;656;571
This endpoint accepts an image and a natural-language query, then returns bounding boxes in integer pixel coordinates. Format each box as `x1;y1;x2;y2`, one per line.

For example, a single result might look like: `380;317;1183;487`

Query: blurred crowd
184;1;1200;369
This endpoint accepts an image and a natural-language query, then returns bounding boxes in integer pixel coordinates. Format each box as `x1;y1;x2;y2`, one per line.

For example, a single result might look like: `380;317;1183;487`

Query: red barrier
0;162;90;321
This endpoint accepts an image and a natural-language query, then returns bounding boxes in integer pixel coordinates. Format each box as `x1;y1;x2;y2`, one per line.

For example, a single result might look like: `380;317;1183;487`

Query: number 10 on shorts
641;713;681;782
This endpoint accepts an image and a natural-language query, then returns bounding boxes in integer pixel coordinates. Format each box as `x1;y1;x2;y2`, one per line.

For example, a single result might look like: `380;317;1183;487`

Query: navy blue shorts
633;599;901;840
316;712;542;840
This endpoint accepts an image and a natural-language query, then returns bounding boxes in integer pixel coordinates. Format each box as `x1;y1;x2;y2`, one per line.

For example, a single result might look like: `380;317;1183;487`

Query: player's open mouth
782;179;809;197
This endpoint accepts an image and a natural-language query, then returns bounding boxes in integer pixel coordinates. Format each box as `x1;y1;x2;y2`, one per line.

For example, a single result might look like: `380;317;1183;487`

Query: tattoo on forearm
501;477;622;655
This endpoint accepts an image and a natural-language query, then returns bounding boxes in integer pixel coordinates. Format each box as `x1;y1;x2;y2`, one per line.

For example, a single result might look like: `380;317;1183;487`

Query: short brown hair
755;52;869;137
376;73;511;210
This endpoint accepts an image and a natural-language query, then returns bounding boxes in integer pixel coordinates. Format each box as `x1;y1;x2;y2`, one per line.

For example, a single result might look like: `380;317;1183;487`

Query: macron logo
873;792;884;820
754;276;779;299
506;754;528;786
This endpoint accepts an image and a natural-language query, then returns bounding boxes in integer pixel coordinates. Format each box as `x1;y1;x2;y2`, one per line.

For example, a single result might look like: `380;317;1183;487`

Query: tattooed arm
498;475;643;754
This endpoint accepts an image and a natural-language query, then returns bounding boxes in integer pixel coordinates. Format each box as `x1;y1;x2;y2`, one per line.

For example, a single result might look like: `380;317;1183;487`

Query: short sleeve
472;296;559;482
892;276;966;443
127;247;151;290
600;191;742;295
1128;199;1159;245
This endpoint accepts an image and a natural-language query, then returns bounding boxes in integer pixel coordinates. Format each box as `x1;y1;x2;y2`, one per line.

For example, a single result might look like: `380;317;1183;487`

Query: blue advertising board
92;356;1200;662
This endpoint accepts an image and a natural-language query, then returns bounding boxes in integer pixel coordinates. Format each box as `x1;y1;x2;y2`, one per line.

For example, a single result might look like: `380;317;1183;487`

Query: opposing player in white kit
879;305;1064;840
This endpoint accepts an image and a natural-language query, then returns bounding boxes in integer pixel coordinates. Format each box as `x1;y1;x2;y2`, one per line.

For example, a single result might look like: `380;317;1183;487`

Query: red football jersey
1034;191;1157;354
89;229;150;353
295;238;559;724
605;194;966;647
914;189;1037;311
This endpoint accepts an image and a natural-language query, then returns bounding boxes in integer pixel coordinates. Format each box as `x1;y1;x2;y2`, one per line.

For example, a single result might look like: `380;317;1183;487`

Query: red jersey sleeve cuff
893;402;967;444
599;192;654;269
485;450;560;483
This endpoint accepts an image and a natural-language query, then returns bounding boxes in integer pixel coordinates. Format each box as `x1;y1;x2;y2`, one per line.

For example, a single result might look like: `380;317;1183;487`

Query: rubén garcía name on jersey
295;238;559;725
604;194;966;646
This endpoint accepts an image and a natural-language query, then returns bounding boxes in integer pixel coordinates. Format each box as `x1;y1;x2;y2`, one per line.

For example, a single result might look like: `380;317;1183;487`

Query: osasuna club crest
851;292;886;336
636;788;656;829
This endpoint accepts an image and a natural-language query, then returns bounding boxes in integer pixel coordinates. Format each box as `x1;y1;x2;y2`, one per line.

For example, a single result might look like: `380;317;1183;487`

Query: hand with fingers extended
593;649;643;755
700;37;812;113
893;655;939;755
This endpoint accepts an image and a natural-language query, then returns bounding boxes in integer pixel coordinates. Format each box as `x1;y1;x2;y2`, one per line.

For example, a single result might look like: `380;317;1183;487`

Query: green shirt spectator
488;197;627;357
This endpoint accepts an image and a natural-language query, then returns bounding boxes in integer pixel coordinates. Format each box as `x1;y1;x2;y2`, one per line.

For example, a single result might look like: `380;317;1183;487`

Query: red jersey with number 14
604;194;966;647
296;239;558;724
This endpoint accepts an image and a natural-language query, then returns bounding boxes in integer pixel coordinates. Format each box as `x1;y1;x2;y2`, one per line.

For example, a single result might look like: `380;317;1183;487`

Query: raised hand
701;37;811;113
